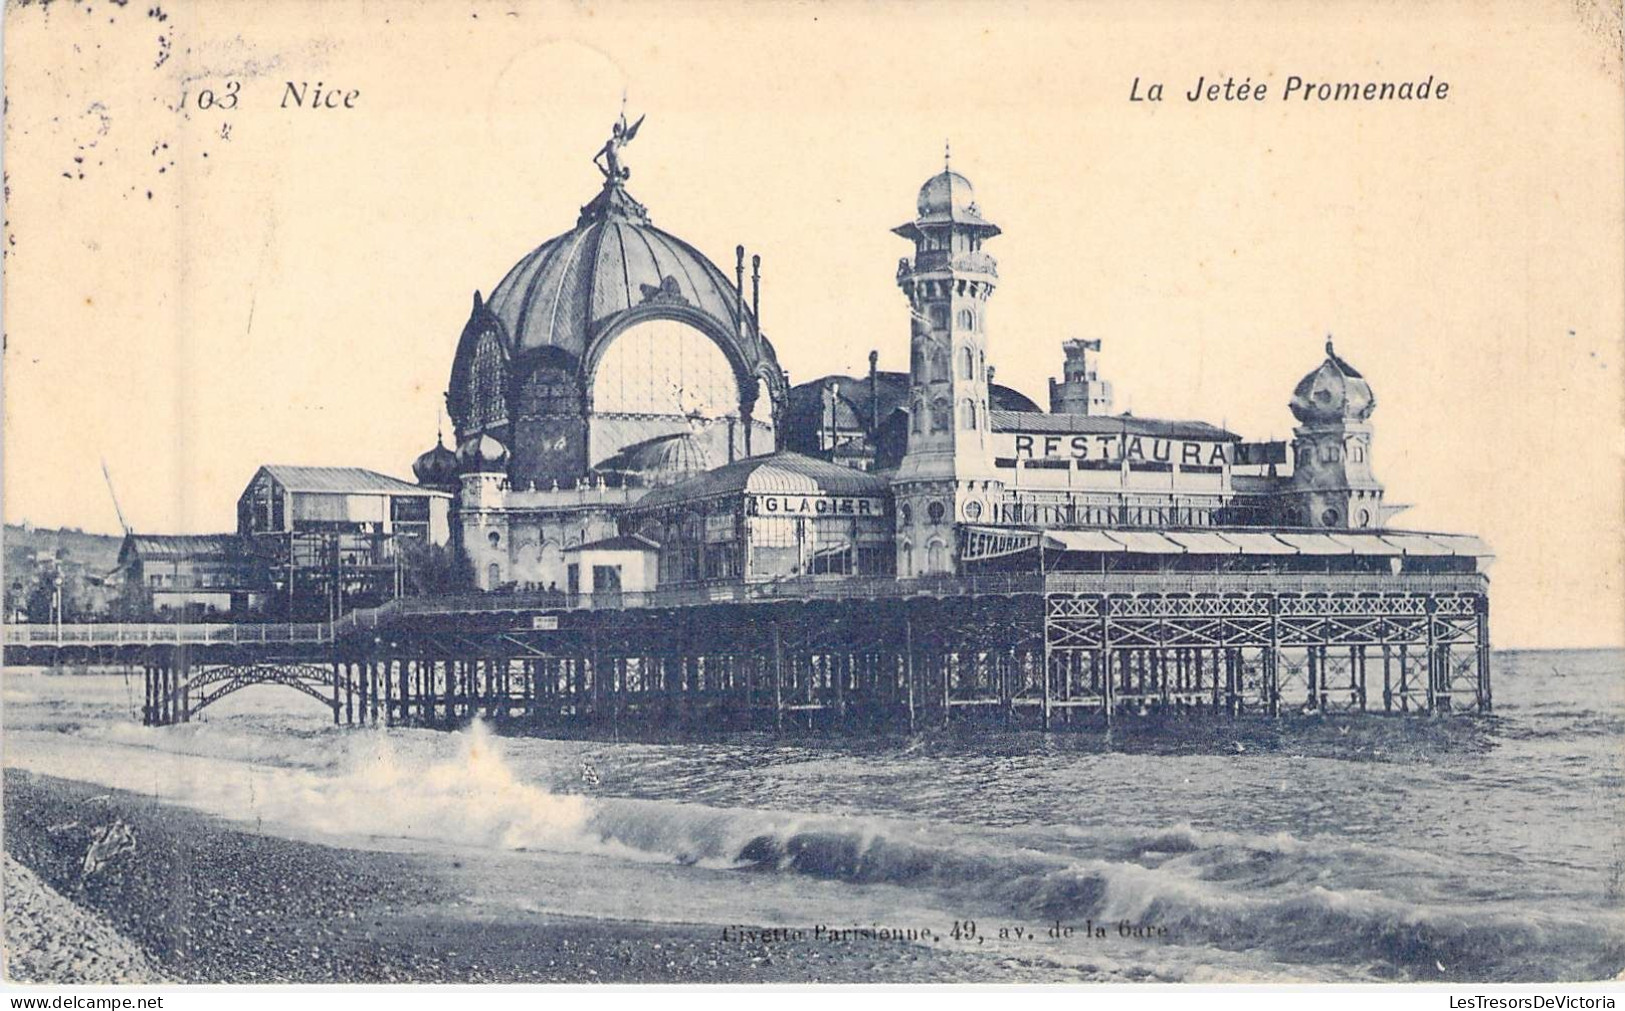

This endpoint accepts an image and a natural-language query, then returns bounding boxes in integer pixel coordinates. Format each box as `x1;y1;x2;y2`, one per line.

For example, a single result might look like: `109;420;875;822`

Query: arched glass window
900;541;914;577
487;562;501;588
929;305;949;329
926;539;948;572
960;399;977;430
961;347;975;380
930;399;951;432
1350;441;1365;463
956;308;975;330
910;405;923;434
594;317;737;418
469;330;509;430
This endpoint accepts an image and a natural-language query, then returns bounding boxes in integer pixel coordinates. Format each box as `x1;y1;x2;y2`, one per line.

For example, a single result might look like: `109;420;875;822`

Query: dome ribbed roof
484;180;757;363
631;451;892;512
1290;340;1375;424
595;431;712;487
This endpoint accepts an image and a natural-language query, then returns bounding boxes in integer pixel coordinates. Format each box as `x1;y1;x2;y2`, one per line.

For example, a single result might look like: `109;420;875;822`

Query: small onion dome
456;433;509;472
412;438;458;487
918;169;978;219
896;168;1000;239
1290;339;1376;424
595;432;712;488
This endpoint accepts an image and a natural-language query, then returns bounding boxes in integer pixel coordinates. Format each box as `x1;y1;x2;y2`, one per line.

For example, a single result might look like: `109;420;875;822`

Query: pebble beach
2;770;1074;984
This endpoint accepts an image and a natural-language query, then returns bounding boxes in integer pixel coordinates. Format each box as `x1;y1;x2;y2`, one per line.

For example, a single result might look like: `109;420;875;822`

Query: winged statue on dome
594;100;645;182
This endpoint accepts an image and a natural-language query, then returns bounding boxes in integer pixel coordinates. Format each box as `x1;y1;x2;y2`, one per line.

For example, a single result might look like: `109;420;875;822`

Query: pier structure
7;565;1490;732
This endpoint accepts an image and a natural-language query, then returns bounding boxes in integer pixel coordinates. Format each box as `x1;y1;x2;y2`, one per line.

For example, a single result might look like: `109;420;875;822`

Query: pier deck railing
2;621;336;647
4;571;1488;648
377;570;1488;616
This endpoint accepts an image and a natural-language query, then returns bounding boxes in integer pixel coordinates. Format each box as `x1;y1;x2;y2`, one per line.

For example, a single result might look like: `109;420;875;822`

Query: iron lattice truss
1044;590;1489;718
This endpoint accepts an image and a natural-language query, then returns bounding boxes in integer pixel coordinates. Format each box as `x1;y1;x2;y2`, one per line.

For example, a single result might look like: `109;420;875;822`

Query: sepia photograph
2;0;1622;991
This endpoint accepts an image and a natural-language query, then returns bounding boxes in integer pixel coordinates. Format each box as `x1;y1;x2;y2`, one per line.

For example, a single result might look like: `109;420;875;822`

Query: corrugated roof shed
259;465;446;496
120;534;245;562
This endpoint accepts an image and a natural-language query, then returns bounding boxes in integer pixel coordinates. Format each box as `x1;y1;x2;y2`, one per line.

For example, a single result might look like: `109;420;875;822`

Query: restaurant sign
999;432;1231;467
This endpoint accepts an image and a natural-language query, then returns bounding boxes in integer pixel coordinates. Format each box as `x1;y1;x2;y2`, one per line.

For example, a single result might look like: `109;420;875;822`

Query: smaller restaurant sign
748;495;888;517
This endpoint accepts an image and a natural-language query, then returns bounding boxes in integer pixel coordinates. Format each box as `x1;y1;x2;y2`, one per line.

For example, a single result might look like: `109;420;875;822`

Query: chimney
751;254;761;332
868;350;880;432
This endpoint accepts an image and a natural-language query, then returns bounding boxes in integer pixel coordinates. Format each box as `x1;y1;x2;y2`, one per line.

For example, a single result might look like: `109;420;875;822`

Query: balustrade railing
3;570;1488;647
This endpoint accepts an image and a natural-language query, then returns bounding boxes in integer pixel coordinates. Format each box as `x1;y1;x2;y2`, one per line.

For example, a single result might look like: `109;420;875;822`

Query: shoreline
2;769;1088;984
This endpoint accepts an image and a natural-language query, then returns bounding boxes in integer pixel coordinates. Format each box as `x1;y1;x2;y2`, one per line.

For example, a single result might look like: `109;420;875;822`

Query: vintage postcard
2;0;1622;991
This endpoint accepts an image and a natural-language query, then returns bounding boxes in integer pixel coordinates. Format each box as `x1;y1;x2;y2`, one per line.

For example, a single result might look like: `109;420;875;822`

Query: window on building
488;530;501;547
857;545;895;577
930;399;951;432
960;399;977;430
703;545;740;580
957;309;975;331
929;305;948;329
926;539;948;572
927;501;946;524
961;346;975;379
1321;508;1341;527
487;562;501;588
810;543;852;575
900;503;913;527
591;565;623;595
1350;441;1365;463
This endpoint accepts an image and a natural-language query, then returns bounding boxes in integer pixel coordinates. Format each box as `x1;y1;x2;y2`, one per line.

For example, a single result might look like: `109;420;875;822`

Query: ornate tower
891;157;1003;576
1049;338;1113;415
1286;339;1388;529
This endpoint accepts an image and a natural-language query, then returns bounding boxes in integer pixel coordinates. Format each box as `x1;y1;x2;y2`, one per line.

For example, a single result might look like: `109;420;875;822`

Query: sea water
4;649;1622;982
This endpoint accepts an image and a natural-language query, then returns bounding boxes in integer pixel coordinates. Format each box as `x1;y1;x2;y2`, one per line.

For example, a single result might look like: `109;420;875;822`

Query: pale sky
4;0;1622;648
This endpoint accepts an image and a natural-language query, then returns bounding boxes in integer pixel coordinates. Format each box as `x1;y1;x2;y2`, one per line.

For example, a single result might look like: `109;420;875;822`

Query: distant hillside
4;524;124;574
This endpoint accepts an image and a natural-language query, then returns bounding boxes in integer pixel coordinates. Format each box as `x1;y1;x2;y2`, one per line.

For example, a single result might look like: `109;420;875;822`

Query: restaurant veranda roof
961;526;1492;560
